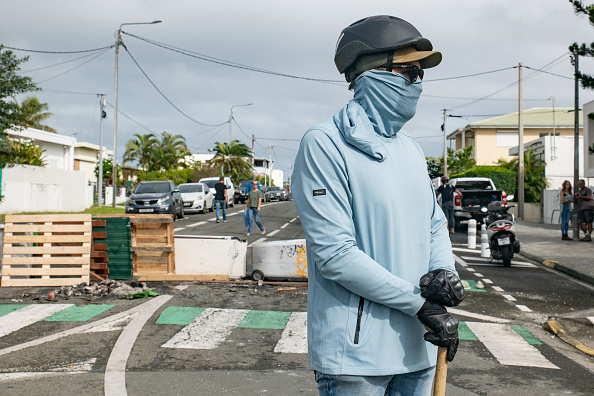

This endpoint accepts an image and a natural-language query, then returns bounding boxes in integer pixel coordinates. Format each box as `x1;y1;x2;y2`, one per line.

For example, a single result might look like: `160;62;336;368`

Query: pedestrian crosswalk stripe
465;322;557;369
237;310;292;330
161;308;249;349
0;304;29;317
273;312;307;354
460;256;536;268
155;306;205;325
43;304;115;322
0;304;73;338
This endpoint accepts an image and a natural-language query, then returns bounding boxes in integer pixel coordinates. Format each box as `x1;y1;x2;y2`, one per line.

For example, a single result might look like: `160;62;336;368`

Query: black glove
419;269;465;307
417;299;459;362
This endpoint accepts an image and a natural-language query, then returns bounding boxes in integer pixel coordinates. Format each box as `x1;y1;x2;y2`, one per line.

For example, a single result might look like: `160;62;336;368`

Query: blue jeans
215;200;227;221
561;204;571;235
315;367;436;396
247;207;264;234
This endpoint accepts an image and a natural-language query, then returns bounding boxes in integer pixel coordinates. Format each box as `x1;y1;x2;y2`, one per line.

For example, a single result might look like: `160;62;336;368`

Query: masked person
292;15;464;395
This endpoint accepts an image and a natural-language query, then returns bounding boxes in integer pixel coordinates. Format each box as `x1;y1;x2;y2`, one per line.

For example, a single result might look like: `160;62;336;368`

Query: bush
139;168;191;185
450;166;517;198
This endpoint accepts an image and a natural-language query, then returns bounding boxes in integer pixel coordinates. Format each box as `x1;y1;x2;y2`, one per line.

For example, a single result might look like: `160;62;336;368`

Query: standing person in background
574;179;593;241
560;180;573;241
245;179;265;236
214;176;228;223
292;15;463;395
436;176;462;234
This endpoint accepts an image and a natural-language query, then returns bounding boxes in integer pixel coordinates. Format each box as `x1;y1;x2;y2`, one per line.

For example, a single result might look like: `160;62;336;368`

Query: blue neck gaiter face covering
353;70;423;137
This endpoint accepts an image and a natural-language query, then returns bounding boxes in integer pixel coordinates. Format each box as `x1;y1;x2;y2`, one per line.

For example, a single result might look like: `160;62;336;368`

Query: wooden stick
433;346;448;396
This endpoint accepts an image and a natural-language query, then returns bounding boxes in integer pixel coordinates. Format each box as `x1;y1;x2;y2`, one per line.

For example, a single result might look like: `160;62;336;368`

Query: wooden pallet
90;219;109;281
1;214;92;287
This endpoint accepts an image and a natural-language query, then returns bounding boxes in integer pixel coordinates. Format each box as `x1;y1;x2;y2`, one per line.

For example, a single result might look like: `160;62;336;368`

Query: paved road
0;205;593;395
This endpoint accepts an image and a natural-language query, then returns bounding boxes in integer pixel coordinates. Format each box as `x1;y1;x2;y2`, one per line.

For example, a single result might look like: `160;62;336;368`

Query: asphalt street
0;202;593;395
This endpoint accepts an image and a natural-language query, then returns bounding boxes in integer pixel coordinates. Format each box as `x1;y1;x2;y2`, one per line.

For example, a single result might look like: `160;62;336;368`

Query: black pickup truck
449;177;505;228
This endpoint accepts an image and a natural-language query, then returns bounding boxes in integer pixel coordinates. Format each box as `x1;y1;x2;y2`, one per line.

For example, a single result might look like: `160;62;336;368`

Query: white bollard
480;224;490;257
467;219;477;249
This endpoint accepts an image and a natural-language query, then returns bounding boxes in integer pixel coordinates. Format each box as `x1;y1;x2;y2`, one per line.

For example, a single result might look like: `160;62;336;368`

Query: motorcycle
482;200;520;267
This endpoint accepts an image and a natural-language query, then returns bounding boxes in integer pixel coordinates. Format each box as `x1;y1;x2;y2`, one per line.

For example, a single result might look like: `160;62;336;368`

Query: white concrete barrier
467;219;477;249
252;239;307;281
480;224;490;257
174;235;247;279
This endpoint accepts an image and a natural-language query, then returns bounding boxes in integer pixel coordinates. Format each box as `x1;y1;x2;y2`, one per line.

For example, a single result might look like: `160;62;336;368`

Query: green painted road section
459;321;479;341
511;325;543;345
238;310;292;330
0;304;28;317
43;304;115;322
464;280;487;292
156;306;206;325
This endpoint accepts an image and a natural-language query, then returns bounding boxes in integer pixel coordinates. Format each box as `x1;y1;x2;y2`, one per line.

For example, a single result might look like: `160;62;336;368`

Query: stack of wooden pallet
90;219;109;281
1;214;92;287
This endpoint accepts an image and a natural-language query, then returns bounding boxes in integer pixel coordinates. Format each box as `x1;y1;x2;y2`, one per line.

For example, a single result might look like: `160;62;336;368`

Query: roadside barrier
481;224;490;257
467;219;477;249
251;239;307;281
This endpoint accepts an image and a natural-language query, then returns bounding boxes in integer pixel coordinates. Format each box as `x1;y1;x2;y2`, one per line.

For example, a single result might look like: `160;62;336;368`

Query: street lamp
229;103;253;142
112;20;161;207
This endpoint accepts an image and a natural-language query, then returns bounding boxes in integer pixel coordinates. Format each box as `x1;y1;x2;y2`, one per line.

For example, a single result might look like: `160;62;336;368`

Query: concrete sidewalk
514;220;594;286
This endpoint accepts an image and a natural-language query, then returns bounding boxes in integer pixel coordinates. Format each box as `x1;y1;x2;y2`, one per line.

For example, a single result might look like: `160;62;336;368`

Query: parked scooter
482;199;520;267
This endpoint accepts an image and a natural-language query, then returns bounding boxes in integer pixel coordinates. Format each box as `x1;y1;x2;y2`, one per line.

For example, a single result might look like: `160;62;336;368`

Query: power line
105;101;156;134
122;44;229;127
2;44;115;54
22;50;112;73
42;88;98;96
36;48;112;84
424;67;516;82
523;66;573;80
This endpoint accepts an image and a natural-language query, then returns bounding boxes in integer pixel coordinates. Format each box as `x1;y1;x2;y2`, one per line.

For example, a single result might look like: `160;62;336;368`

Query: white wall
584;100;594;178
542;135;585;189
0;165;88;214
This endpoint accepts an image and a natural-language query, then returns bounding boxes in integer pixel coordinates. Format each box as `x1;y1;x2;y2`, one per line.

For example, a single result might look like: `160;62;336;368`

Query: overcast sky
2;0;594;180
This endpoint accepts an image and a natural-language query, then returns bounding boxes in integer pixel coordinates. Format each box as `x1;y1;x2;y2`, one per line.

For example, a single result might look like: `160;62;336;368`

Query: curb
544;319;594;357
519;251;594;287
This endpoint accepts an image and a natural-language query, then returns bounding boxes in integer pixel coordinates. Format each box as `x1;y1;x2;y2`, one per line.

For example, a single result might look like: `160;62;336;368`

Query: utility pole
98;94;106;207
251;134;255;166
518;62;525;220
268;142;274;187
228;103;253;142
113;20;162;207
441;109;462;177
571;51;580;240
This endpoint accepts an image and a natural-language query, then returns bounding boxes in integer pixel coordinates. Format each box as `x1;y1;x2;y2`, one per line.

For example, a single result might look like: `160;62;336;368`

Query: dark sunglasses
392;64;424;82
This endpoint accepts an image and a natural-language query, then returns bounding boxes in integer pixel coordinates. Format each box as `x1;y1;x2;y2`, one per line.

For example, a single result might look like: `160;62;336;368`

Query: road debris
52;279;150;298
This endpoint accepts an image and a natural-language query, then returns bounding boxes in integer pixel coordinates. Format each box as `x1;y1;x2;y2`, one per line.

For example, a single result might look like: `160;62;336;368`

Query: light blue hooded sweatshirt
292;71;457;376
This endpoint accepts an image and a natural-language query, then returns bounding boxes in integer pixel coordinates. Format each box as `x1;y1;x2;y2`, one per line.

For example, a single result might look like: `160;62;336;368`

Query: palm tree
497;148;548;202
209;140;253;181
123;133;158;171
13;96;57;132
152;132;190;171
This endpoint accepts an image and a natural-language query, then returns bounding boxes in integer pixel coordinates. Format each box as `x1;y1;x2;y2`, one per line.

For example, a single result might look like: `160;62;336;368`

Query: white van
198;177;235;207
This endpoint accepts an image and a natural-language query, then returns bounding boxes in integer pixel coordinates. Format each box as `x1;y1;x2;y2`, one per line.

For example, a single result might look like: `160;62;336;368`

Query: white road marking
460;256;536;267
502;294;517;301
174;227;186;232
474;273;484;278
186;221;206;228
448;308;510;323
248;238;267;248
465;322;558;369
516;305;532;312
588;317;594;326
452;247;480;254
466;268;475;272
492;286;505;292
453;255;468;267
175;285;189;290
161;308;249;349
483;279;493;284
267;230;280;237
0;358;96;382
289;217;298;223
104;295;172;396
83;314;137;333
274;312;308;354
0;304;73;338
280;223;289;229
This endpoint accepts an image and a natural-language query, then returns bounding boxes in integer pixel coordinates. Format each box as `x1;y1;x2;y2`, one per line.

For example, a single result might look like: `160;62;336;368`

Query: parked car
235;180;252;204
199;177;235;207
178;182;214;214
265;186;287;201
125;180;184;220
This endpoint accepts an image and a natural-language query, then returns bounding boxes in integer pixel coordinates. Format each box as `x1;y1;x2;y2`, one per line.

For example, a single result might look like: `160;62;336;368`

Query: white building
74;142;112;184
583;100;594;178
5;126;76;170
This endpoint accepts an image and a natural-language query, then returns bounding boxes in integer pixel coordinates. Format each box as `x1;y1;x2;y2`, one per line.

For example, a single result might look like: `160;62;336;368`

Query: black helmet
334;15;441;82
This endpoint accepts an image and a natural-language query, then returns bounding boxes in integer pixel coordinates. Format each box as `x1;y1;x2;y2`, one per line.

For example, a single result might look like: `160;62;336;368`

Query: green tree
94;158;121;186
447;146;476;175
209;140;253;182
0;139;46;166
426;156;443;179
123;133;158;171
497;148;549;202
13;96;56;132
569;1;594;89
